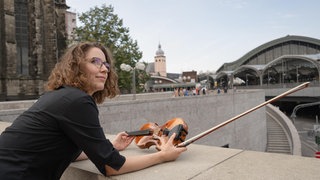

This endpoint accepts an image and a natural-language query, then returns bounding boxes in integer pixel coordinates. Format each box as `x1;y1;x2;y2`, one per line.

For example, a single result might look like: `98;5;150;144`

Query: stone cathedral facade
0;0;69;101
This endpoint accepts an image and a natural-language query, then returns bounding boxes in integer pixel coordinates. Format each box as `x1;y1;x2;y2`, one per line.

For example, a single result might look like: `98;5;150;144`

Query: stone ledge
60;139;320;180
1;122;320;180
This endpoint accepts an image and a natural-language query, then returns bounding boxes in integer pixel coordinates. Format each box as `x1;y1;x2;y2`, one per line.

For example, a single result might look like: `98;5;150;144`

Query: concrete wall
0;90;267;152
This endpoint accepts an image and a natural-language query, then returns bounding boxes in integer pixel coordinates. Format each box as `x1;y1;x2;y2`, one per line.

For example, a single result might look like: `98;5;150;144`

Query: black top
0;86;125;180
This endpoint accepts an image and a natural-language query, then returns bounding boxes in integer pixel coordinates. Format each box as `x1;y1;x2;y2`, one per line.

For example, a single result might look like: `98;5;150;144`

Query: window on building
14;0;29;75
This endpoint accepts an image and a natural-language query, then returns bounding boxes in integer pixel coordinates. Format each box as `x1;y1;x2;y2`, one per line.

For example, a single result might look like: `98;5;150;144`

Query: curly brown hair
45;42;120;104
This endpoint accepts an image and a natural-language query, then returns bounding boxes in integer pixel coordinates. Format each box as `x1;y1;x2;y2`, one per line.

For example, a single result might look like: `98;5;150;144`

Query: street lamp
120;62;145;100
182;76;190;83
182;76;186;82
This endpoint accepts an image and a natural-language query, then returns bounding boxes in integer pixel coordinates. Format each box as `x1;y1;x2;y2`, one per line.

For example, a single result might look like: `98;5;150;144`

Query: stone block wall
0;0;68;101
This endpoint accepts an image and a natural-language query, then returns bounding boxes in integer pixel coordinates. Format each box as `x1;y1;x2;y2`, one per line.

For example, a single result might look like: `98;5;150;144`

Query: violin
126;118;188;150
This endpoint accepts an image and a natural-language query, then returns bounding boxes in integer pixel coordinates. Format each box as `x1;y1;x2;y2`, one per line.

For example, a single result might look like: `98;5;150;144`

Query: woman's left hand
112;132;134;151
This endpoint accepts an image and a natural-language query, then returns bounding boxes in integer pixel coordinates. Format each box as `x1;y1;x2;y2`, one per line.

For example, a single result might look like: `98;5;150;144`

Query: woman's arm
76;132;133;161
105;133;187;176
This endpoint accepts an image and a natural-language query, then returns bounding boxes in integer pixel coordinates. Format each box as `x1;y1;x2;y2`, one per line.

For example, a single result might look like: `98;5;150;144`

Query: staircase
266;118;291;154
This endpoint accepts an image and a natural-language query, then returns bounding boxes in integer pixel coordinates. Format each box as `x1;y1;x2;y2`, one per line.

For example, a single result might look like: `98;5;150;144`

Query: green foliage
72;4;149;93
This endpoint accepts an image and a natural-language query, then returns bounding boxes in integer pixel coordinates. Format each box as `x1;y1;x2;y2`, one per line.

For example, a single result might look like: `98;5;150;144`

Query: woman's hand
112;132;134;151
154;133;187;162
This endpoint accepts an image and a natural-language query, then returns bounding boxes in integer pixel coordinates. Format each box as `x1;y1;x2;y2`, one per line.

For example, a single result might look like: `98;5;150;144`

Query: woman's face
82;47;110;95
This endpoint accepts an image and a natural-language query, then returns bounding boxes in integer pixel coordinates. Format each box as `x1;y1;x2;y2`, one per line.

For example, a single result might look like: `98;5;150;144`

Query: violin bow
177;82;310;147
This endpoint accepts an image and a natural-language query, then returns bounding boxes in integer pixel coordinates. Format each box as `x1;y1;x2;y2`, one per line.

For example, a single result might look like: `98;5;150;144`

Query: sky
66;0;320;74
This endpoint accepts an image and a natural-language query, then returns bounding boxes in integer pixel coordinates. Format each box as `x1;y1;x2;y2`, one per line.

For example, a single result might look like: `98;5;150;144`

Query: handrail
291;101;320;119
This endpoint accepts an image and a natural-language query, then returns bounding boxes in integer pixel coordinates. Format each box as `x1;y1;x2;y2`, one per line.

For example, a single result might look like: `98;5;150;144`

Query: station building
216;35;320;88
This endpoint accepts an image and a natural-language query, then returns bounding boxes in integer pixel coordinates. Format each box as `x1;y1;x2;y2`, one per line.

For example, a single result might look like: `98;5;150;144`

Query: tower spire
154;43;167;77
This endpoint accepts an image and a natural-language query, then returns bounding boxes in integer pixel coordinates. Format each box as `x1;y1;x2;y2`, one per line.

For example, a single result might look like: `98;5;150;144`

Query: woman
0;42;187;179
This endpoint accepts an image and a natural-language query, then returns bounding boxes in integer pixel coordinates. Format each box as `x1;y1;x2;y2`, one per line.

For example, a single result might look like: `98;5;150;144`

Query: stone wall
0;0;68;101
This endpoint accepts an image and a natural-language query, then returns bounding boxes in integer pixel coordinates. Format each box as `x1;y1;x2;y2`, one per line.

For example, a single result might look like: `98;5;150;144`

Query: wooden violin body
126;118;188;149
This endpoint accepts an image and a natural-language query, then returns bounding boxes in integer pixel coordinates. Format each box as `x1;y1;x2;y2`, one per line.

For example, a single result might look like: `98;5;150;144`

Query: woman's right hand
155;133;187;162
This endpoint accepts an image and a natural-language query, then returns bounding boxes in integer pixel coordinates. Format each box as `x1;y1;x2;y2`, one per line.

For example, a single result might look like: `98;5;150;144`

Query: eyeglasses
90;57;110;72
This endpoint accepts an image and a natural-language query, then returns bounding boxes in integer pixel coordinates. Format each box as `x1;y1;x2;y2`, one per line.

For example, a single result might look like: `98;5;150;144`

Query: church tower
154;43;167;77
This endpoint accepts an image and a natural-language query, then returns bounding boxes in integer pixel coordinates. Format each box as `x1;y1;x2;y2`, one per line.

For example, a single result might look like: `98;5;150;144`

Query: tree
72;4;148;93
